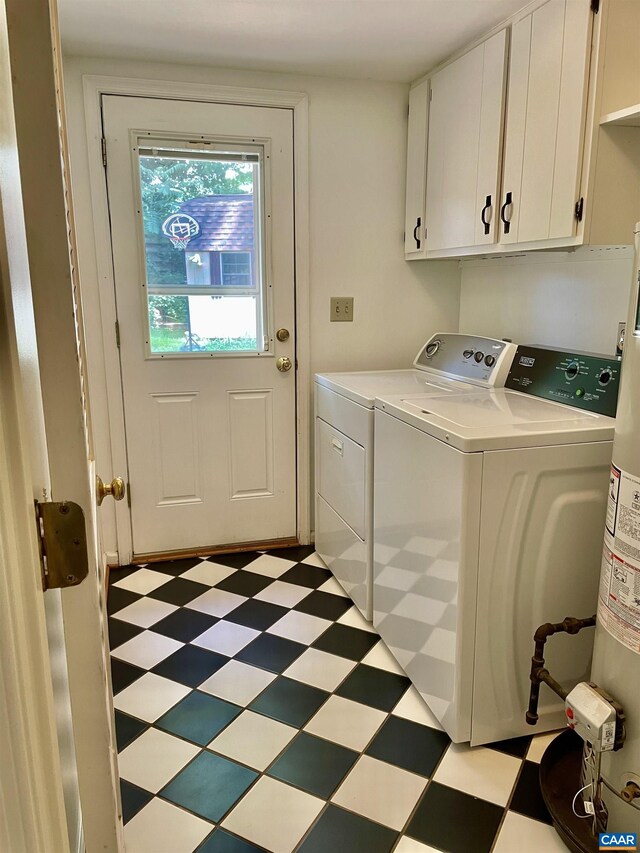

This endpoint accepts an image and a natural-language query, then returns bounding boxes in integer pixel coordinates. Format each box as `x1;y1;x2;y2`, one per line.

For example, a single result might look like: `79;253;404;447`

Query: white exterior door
102;96;297;558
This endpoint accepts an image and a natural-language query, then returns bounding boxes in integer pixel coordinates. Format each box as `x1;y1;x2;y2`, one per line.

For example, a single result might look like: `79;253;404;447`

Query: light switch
330;297;354;322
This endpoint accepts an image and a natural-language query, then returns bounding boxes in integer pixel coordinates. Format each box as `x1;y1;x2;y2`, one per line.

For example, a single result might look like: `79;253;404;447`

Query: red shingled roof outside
178;194;254;252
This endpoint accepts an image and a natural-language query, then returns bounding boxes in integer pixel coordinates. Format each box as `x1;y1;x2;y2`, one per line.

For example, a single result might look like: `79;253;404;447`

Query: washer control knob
565;361;579;380
463;349;474;359
474;351;484;363
598;369;612;386
425;340;441;359
484;354;496;367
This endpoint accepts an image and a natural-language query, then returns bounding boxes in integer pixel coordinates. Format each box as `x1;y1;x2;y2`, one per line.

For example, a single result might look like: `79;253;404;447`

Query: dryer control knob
474;351;484;363
484;354;496;367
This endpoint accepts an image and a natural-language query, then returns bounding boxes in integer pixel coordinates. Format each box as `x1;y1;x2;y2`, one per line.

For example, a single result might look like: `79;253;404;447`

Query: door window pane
149;294;257;353
136;142;265;355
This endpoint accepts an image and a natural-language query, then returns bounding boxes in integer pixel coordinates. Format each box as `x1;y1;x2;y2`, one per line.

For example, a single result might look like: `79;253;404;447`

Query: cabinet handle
413;217;421;249
500;191;513;235
480;195;492;235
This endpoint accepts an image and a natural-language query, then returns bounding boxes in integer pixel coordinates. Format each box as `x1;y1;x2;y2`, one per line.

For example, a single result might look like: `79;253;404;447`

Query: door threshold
133;536;300;564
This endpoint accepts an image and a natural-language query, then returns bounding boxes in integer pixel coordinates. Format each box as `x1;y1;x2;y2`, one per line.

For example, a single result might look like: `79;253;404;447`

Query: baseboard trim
133;536;300;564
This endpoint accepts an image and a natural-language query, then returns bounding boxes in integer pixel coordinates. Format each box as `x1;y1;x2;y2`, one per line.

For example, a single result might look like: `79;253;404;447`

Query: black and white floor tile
108;547;566;853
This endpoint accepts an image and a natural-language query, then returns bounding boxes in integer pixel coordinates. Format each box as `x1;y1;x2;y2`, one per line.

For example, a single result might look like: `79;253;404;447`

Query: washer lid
375;389;616;451
314;370;475;408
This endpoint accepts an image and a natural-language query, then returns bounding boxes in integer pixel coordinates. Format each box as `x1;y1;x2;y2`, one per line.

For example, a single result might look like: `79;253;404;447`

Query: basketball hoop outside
168;234;192;250
162;213;201;250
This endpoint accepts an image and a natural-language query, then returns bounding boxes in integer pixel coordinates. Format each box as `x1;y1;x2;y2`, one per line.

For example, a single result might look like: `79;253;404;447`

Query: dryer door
316;418;366;539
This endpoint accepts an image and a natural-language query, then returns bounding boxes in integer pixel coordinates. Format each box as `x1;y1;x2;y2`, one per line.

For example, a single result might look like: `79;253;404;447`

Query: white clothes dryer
373;344;621;744
314;333;517;621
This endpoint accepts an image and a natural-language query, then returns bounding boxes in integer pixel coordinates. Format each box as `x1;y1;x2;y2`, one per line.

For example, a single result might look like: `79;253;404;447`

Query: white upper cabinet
425;29;507;252
404;78;429;258
404;0;640;259
500;0;592;245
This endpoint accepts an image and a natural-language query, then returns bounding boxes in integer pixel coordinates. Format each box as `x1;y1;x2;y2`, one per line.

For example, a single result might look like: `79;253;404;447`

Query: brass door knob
96;475;126;506
276;356;293;372
276;328;290;342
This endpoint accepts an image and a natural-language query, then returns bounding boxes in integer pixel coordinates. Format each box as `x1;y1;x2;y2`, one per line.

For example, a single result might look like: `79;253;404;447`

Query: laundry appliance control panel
505;345;621;418
413;333;516;387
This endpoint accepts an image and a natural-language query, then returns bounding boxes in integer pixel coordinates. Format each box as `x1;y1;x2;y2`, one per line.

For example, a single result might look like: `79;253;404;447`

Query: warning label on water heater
599;464;640;654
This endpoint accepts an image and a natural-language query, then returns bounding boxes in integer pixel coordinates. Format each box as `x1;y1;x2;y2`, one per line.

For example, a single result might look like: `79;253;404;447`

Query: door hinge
115;320;121;348
590;0;599;13
101;137;107;167
35;501;89;590
575;197;585;222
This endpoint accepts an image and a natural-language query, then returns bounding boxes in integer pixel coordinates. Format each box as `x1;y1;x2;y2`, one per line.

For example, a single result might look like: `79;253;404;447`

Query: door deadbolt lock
96;475;126;506
276;356;293;372
276;328;290;342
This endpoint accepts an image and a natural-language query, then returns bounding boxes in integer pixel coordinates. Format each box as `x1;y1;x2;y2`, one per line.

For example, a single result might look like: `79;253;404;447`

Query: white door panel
426;29;507;252
102;96;296;555
151;392;202;504
517;0;566;241
474;30;508;246
0;0;120;848
501;0;591;244
227;389;274;499
500;14;531;243
404;79;429;257
549;0;592;238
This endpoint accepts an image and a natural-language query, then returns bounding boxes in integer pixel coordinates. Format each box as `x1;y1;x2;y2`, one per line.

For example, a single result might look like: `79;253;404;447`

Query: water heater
591;223;640;832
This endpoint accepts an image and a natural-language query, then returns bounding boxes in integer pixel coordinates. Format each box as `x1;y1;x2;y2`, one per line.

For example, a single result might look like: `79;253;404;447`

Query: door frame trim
81;75;311;564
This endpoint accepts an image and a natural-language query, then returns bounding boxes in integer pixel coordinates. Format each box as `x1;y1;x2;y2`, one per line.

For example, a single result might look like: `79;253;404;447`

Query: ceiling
58;0;526;83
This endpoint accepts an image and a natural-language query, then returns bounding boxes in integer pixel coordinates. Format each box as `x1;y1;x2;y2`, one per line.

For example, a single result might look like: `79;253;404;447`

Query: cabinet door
425;29;507;253
500;0;592;244
405;78;429;259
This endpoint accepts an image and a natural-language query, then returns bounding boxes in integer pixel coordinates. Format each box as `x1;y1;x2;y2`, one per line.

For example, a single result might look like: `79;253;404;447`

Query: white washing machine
314;333;517;621
373;344;621;745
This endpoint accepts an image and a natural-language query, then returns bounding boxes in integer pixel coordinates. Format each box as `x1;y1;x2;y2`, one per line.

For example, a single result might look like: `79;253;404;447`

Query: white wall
62;56;461;556
459;246;634;353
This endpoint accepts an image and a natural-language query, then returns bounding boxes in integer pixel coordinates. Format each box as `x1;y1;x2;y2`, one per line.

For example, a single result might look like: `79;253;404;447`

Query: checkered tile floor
108;546;566;853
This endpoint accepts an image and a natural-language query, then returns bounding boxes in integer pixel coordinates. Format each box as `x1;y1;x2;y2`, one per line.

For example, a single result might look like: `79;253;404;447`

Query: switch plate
330;297;354;322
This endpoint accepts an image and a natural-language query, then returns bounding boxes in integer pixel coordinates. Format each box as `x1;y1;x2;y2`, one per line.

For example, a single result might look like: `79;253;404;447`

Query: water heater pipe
526;616;596;725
